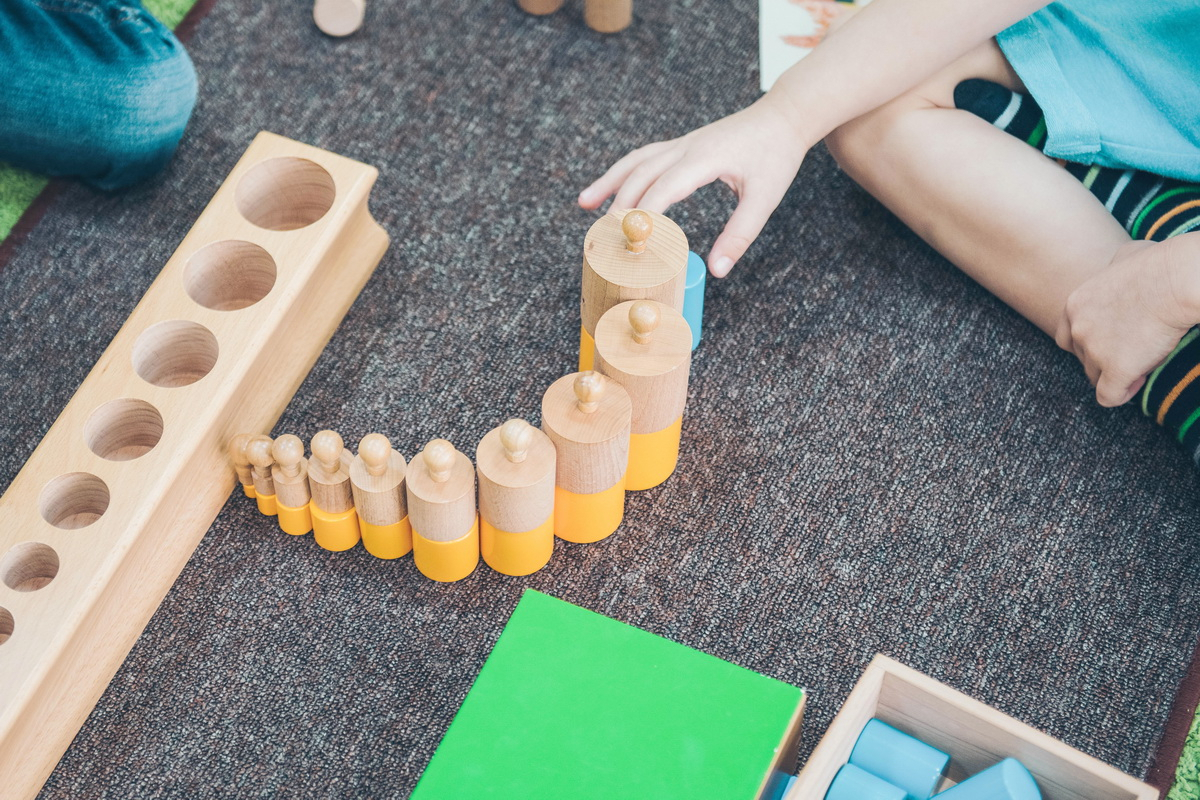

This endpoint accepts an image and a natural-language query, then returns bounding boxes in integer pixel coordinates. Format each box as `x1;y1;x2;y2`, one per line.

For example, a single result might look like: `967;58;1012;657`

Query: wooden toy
683;250;705;350
228;433;256;498
826;764;907;800
406;439;479;582
308;430;361;552
246;435;279;515
594;300;691;491
349;433;411;559
271;434;313;536
790;655;1157;800
934;758;1041;799
850;718;950;800
517;0;564;14
584;0;632;32
579;208;688;371
412;590;806;799
541;372;631;543
313;0;365;37
0;130;388;799
476;419;555;576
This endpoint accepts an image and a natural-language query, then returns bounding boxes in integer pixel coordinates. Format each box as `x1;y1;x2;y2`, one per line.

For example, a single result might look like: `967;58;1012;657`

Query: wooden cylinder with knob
580;208;688;371
228;433;256;498
271;434;313;536
584;0;632;32
350;433;411;559
517;0;564;15
308;430;360;552
540;371;632;543
246;435;278;516
406;439;479;582
476;419;556;576
594;299;692;490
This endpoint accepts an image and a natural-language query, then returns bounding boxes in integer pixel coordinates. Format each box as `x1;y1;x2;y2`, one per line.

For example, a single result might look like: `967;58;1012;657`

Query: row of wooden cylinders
228;303;691;583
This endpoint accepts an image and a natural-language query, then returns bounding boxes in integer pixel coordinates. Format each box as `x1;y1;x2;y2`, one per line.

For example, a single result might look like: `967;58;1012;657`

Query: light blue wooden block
849;718;950;800
683;250;705;350
825;763;908;800
933;758;1041;800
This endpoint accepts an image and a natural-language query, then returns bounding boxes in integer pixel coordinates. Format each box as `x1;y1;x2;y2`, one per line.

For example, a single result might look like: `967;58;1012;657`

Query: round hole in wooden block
184;241;277;311
132;320;219;388
84;398;164;461
1;543;61;592
235;157;336;231
38;472;110;530
0;607;13;644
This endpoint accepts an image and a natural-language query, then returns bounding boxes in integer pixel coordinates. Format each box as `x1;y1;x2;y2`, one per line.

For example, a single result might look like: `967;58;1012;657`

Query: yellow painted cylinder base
256;493;278;516
242;484;256;499
360;514;413;560
579;325;596;372
311;505;360;552
627;416;683;491
277;501;313;536
413;517;480;582
554;480;625;544
482;515;554;576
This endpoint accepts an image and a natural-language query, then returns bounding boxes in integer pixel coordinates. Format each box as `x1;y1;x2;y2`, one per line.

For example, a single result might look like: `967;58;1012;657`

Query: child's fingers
707;191;781;278
638;162;719;214
578;142;671;209
1095;369;1145;408
612;149;684;212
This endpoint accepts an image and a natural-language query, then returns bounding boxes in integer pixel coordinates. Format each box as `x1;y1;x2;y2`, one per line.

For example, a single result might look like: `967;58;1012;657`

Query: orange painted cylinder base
554;479;625;544
242;484;256;499
482;515;554;576
579;325;596;372
277;501;312;536
311;505;360;552
256;492;278;516
413;517;480;582
360;515;413;560
626;416;682;491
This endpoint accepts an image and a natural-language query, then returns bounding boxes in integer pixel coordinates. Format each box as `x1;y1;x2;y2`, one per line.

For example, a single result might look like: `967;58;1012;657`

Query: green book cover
412;590;804;800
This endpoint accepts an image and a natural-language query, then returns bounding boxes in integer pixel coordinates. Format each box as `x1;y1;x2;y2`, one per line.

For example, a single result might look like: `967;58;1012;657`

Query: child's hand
578;100;810;278
1055;238;1200;407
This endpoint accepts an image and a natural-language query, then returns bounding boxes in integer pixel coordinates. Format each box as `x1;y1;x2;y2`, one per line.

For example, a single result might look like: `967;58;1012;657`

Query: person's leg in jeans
0;0;198;190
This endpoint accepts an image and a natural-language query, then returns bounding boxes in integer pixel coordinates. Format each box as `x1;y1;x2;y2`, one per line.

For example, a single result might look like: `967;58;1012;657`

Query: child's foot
953;79;1200;242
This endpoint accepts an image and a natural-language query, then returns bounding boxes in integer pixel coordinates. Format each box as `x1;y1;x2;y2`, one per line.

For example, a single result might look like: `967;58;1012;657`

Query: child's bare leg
825;39;1131;338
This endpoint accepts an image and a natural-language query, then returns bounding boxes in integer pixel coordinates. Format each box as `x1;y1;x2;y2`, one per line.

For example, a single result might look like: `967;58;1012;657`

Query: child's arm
579;0;1050;277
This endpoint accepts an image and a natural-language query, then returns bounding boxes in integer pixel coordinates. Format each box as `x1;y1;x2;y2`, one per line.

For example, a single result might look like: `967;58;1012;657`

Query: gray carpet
0;0;1197;796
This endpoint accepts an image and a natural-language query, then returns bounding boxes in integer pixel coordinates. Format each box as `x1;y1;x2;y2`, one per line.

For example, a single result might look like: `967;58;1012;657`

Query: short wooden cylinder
308;450;355;513
406;448;477;542
476;425;556;535
540;373;632;495
272;462;312;509
580;209;688;339
594;300;692;434
350;450;408;527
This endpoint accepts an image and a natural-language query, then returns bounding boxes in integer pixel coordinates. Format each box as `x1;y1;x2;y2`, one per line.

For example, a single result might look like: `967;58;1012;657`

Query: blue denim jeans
0;0;198;190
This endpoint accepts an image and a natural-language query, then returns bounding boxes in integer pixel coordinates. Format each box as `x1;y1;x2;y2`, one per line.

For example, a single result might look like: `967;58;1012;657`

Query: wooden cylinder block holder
541;371;632;543
517;0;564;15
350;434;411;560
476;419;556;576
228;433;256;498
0;131;388;800
594;300;691;491
584;0;632;32
308;430;360;552
246;435;278;516
272;434;313;536
407;439;479;582
580;208;688;371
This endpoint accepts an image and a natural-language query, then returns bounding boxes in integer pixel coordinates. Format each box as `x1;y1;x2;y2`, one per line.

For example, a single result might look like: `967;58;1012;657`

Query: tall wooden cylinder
477;419;556;576
541;371;632;543
580;208;688;371
407;439;479;582
594;300;691;490
350;433;411;559
308;430;360;552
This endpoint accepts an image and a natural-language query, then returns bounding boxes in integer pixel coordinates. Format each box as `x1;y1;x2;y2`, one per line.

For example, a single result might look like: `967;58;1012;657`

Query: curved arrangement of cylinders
232;208;705;582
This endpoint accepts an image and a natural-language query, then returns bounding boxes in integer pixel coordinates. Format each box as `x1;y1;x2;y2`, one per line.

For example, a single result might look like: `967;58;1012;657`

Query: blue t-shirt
998;0;1200;181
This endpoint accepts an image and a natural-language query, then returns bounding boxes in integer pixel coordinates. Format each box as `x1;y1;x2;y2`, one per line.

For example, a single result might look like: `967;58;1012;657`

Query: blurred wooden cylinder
518;0;564;14
584;0;632;32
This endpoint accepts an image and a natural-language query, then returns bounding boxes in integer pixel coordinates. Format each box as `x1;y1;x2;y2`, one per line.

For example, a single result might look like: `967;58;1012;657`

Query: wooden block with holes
0;131;389;800
790;654;1158;800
